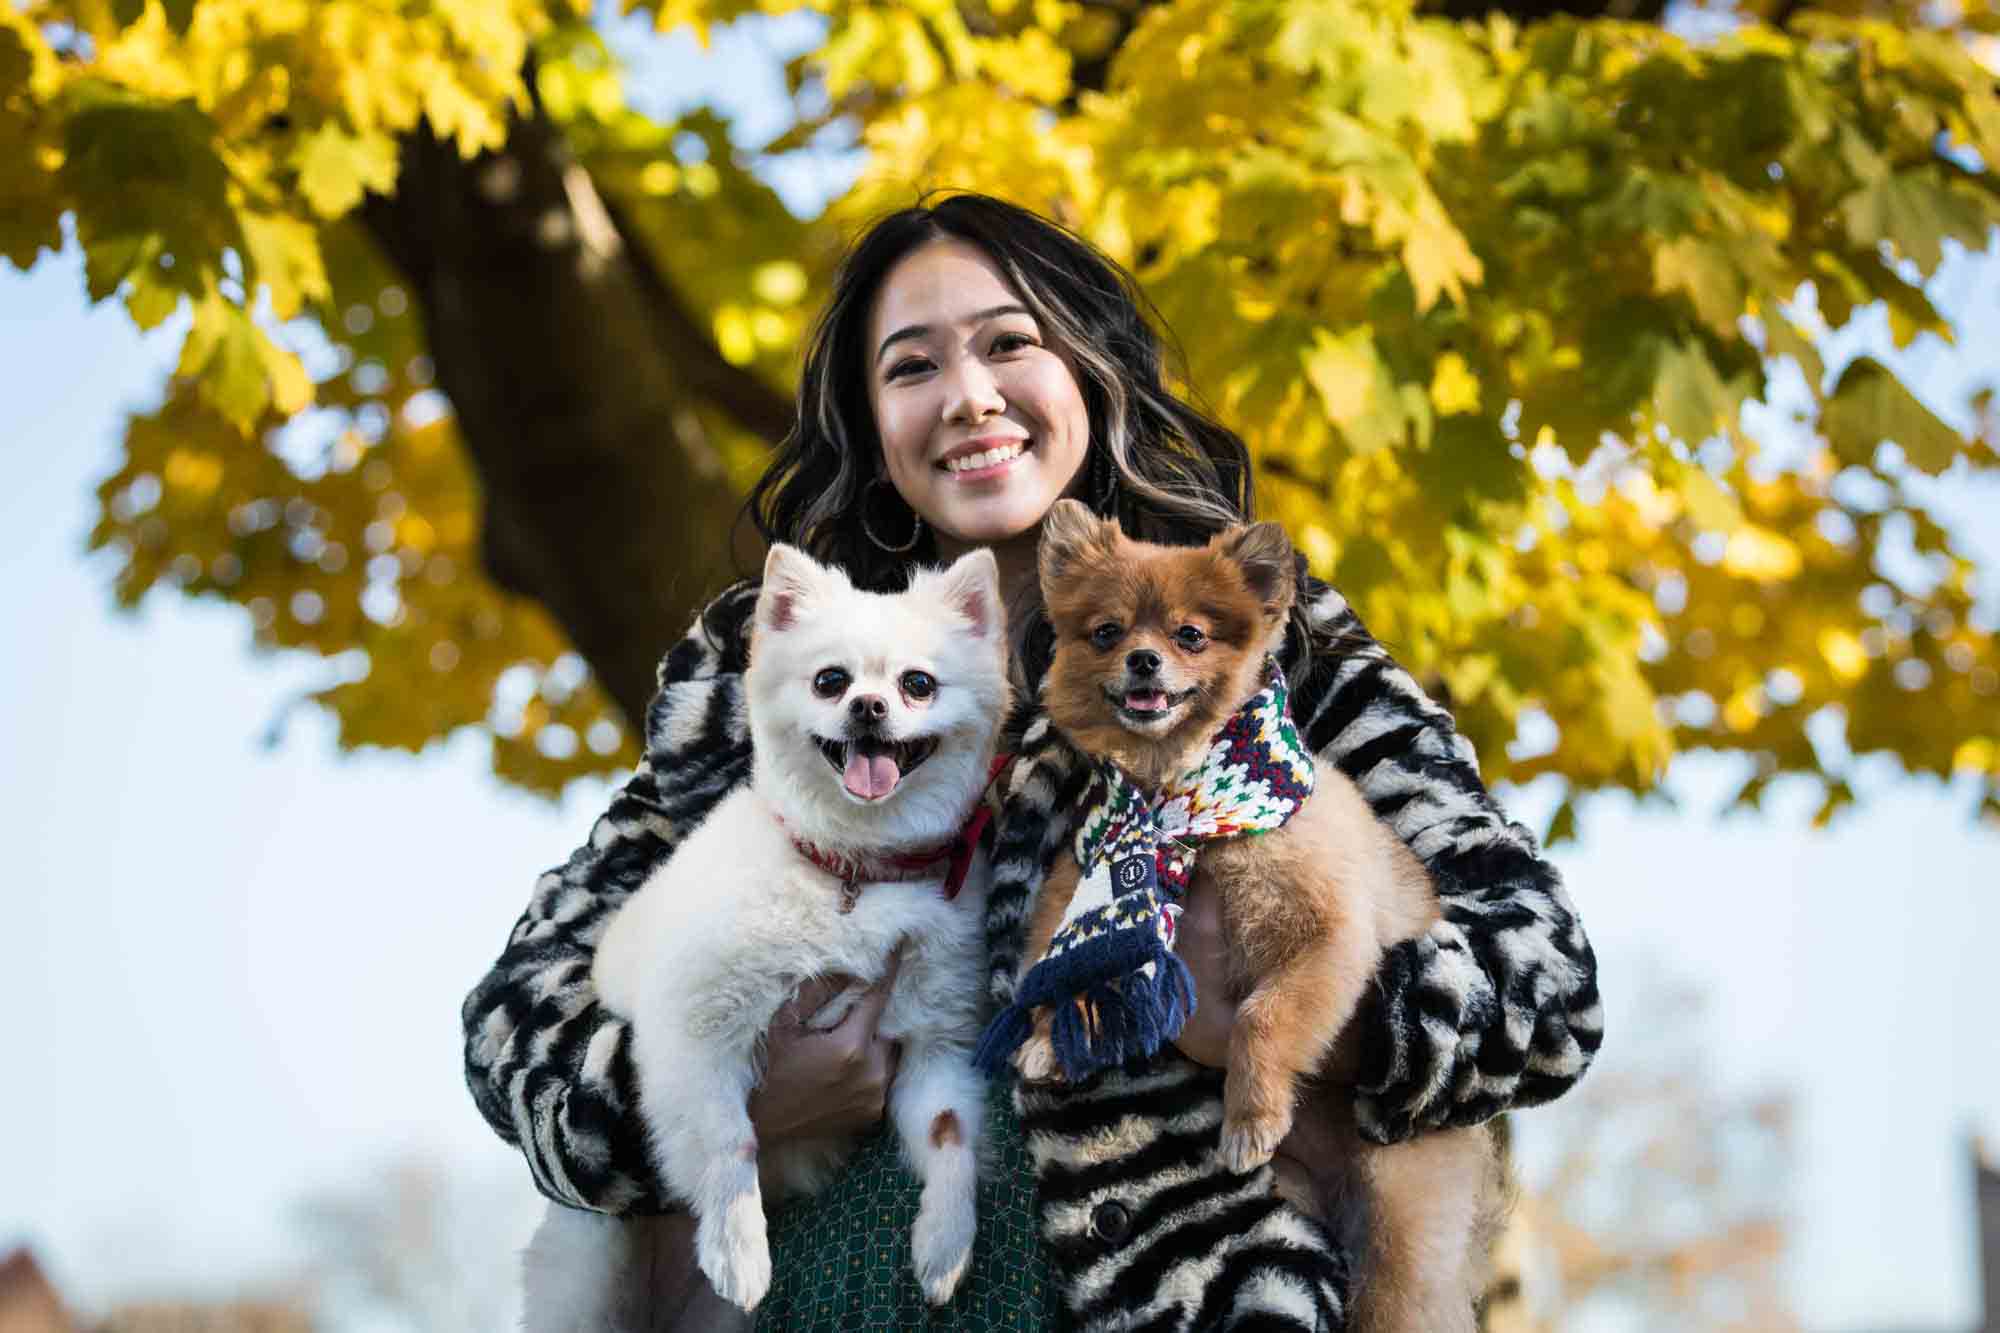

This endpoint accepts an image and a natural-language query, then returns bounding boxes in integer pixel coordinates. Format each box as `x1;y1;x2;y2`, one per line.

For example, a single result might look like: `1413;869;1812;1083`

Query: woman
463;193;1602;1329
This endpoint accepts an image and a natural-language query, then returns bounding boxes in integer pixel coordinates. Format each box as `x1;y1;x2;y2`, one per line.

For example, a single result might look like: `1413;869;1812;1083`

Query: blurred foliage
1500;979;1802;1331
292;1159;536;1331
1;0;1996;813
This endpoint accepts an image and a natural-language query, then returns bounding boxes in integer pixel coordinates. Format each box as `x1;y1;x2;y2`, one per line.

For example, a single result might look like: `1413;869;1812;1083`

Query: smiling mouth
816;735;939;801
1102;684;1197;725
938;439;1030;476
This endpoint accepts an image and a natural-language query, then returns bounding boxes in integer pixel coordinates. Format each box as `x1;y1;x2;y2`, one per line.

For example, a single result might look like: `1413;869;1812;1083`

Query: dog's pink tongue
843;749;901;800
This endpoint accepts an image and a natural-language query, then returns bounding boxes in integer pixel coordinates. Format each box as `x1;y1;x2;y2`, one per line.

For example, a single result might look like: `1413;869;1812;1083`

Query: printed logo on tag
1112;854;1155;893
1160;901;1183;949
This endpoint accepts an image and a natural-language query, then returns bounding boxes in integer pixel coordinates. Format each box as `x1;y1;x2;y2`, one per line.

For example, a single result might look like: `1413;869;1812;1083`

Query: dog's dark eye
1173;624;1207;652
901;670;937;700
812;667;850;698
1090;622;1123;651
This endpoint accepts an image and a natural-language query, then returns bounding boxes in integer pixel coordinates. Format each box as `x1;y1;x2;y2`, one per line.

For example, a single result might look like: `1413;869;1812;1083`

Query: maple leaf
1821;356;1967;473
290;123;400;219
1838;167;1994;273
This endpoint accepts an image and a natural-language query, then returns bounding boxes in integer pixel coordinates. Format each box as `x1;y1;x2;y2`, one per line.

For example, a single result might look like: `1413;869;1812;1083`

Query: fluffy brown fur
1016;499;1504;1333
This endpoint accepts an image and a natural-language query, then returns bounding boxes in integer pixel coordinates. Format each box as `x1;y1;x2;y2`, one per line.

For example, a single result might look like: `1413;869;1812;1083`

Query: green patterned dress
754;1081;1059;1330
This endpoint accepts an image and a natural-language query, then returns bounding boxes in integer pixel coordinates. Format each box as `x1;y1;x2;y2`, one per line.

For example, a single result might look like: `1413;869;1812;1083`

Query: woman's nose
942;355;1004;423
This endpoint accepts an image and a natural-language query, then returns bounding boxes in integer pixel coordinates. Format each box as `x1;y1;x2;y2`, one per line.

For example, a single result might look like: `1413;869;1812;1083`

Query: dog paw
911;1189;977;1305
1217;1107;1292;1175
1011;1010;1067;1084
695;1193;773;1311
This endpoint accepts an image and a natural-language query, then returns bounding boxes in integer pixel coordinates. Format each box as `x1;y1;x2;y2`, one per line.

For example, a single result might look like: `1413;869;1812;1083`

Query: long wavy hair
737;192;1269;677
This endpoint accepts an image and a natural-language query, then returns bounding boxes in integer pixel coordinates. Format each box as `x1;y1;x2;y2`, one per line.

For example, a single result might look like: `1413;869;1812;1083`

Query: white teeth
943;441;1026;473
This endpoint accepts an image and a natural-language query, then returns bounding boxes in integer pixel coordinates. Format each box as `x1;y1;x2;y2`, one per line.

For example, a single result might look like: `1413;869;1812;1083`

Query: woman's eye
1090;622;1124;651
991;332;1036;355
885;356;933;381
901;670;937;700
812;667;851;698
1173;625;1207;651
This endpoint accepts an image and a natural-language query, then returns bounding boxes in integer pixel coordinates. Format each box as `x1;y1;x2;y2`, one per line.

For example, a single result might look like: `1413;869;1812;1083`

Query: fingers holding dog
1167;876;1237;1070
750;944;908;1143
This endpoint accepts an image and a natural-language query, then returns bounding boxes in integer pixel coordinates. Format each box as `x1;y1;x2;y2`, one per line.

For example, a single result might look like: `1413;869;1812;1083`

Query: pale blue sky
3;16;1998;1329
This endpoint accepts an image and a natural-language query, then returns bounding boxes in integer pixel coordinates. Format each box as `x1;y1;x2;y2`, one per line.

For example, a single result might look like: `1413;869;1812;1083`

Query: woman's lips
937;437;1030;480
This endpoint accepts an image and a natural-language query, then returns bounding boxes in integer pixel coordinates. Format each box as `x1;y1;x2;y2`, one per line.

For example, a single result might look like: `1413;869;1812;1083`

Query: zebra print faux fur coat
462;575;1602;1329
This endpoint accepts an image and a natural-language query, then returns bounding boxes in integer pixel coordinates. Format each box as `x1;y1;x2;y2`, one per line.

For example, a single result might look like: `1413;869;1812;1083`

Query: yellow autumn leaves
4;0;1996;810
4;0;568;432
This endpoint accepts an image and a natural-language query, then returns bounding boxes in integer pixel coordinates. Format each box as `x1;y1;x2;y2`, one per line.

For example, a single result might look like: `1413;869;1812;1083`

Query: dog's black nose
1126;649;1161;678
849;693;889;723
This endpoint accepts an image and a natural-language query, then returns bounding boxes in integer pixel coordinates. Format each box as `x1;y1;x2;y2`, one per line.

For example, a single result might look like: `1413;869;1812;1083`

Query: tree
2;0;1996;816
1493;978;1801;1331
290;1159;537;1331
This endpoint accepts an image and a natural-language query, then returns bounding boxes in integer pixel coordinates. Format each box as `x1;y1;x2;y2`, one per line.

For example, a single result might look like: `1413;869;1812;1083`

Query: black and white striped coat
462;577;1602;1326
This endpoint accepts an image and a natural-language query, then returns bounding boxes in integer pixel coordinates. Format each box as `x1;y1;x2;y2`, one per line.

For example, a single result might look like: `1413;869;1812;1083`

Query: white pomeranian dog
520;544;1009;1328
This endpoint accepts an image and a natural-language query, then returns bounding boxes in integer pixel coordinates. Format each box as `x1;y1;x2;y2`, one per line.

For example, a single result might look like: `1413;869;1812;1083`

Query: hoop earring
861;477;924;554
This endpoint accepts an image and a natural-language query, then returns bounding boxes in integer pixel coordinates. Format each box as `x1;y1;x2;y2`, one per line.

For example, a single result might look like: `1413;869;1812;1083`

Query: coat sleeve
1287;579;1603;1145
459;583;759;1211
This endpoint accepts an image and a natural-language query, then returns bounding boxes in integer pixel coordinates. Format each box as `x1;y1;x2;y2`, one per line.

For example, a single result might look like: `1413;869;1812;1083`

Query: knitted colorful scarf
975;659;1316;1081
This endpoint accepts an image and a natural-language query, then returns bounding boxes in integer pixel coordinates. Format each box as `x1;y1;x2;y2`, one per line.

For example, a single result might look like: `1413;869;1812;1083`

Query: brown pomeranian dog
1012;499;1500;1333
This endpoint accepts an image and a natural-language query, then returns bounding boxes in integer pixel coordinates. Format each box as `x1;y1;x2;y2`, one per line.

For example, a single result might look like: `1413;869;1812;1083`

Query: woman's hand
1167;877;1236;1069
747;946;905;1146
621;958;905;1329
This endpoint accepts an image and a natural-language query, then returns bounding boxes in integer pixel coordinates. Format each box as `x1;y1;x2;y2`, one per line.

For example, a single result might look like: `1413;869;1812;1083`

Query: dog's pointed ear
1217;521;1297;618
932;547;1002;640
759;544;843;632
1038;498;1111;595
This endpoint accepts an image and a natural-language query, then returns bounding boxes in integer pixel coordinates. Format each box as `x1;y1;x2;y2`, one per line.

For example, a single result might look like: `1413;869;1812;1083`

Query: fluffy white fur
521;546;1007;1328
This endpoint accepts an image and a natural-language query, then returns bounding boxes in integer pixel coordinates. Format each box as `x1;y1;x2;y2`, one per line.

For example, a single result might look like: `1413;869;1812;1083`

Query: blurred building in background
1;1250;69;1333
1853;1144;2000;1333
1783;1141;1995;1333
1978;1143;1998;1333
0;1248;307;1333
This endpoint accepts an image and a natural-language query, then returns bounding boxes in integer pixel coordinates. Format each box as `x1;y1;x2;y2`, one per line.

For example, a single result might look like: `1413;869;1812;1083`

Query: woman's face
866;239;1091;554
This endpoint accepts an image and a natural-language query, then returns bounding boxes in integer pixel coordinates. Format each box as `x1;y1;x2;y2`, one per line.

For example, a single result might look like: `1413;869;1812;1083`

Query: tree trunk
359;115;789;729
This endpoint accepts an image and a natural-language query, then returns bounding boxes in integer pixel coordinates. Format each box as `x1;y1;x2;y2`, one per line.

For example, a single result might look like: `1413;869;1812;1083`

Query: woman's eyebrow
875;303;1033;365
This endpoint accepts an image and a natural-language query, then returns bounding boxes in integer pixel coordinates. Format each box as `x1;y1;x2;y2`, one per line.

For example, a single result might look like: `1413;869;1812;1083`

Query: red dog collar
782;754;1010;913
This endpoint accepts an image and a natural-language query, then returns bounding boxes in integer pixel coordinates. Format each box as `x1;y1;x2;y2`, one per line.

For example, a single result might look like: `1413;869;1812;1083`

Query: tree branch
1414;0;1672;22
1067;0;1159;103
1765;0;1809;30
360;112;785;728
1065;0;1678;103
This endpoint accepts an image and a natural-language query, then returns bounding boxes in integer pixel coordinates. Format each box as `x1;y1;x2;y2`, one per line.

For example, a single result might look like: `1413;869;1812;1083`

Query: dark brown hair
730;192;1274;679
